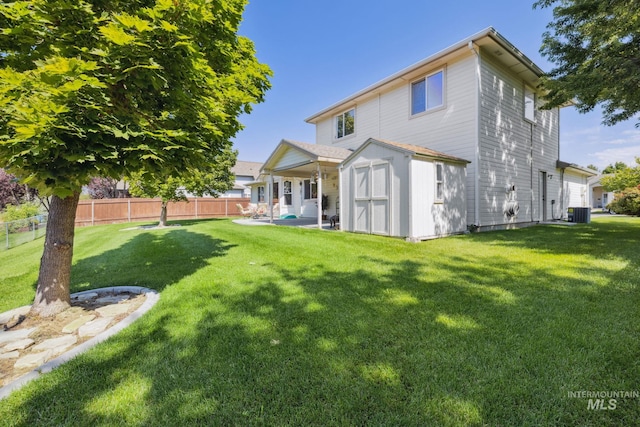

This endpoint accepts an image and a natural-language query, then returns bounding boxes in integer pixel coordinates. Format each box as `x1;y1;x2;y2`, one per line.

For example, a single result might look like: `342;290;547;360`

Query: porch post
269;172;274;224
317;164;323;229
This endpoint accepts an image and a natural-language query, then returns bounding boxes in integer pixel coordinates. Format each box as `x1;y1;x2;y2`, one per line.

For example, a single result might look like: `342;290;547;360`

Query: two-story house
256;27;595;239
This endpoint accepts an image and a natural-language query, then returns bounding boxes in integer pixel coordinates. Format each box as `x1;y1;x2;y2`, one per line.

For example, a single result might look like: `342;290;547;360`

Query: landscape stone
0;306;30;325
96;294;129;304
0;327;37;345
0;351;19;360
78;317;114;337
96;303;132;317
32;335;77;352
62;315;96;333
3;338;35;352
14;350;53;370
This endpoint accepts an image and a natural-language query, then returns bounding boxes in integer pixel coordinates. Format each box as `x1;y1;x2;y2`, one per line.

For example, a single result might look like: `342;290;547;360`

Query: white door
353;163;390;235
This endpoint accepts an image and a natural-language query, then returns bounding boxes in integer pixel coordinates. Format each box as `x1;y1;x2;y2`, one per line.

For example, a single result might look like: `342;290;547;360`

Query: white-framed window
303;179;317;200
257;186;265;202
283;180;292;206
336;108;355;139
524;86;536;122
411;70;444;115
435;163;444;203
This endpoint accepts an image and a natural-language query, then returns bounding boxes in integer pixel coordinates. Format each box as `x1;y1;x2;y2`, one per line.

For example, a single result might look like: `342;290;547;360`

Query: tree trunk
159;201;168;227
30;192;80;317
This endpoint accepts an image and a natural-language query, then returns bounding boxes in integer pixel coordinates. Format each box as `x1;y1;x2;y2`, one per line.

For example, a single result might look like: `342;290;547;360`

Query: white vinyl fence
1;215;48;251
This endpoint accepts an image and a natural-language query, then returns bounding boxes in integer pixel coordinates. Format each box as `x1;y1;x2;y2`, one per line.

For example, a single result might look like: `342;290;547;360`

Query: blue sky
232;0;639;170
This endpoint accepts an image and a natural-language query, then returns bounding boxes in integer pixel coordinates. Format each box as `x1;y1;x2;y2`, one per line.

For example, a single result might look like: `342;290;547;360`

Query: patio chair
236;203;253;218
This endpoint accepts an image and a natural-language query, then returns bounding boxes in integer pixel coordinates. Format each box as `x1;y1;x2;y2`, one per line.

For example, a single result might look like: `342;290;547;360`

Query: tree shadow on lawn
6;238;638;426
470;218;640;261
68;227;235;293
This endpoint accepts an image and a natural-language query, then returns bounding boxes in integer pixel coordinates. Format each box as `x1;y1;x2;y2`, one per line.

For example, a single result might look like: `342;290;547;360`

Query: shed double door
354;162;390;235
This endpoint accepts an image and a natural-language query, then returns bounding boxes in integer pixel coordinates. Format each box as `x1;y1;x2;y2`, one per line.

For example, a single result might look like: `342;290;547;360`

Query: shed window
411;70;444;115
435;163;444;203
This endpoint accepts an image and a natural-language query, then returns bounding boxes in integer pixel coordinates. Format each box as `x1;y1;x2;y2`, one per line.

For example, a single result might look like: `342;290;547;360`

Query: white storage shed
339;138;470;241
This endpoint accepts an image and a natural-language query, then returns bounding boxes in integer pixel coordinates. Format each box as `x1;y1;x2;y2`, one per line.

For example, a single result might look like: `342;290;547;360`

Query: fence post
225;198;228;217
128;199;131;222
195;198;198;219
91;200;95;226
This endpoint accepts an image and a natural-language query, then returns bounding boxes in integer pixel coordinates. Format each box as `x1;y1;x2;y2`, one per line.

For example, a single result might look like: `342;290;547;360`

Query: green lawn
0;216;638;426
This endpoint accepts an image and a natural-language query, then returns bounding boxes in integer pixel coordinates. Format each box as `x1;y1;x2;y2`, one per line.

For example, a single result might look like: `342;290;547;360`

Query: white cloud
588;145;640;168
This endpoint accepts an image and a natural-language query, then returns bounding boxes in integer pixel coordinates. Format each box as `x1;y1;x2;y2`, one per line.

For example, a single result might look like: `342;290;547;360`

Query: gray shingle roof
282;139;353;160
232;161;263;179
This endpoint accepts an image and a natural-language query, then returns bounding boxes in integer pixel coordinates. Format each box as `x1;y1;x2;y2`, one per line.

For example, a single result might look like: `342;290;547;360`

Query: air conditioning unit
568;207;591;223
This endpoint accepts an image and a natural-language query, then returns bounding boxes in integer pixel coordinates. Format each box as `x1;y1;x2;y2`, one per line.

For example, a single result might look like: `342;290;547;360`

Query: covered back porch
257;139;352;229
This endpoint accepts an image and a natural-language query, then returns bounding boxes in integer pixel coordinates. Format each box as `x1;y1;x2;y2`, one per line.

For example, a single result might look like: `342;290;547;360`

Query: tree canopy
534;0;640;126
601;158;640;192
0;0;271;316
128;146;237;226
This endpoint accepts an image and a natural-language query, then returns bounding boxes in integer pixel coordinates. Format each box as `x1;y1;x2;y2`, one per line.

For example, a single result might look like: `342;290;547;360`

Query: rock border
0;286;159;401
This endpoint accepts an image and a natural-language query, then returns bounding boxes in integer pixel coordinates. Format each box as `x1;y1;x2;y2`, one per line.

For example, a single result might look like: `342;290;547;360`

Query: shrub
1;202;41;221
607;186;640;216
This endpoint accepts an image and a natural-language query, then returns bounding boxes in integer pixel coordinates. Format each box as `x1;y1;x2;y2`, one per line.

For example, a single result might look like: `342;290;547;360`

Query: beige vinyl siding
477;53;559;226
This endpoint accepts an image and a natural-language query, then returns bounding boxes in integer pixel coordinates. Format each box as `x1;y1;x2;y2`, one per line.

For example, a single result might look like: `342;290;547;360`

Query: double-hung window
283;180;292;206
411;70;444;115
435;163;444;203
336;108;355;139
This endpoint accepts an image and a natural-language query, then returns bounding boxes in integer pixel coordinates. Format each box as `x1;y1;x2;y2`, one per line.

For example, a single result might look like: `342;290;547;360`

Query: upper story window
336;108;355;139
524;86;536;122
411;70;444;116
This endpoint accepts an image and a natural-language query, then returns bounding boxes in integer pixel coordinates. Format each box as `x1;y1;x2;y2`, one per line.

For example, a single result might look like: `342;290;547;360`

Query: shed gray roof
344;138;470;165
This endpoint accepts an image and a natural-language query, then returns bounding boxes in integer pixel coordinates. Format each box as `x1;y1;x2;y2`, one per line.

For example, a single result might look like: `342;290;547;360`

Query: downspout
338;164;344;232
407;155;413;240
530;122;534;223
317;164;323;229
469;41;481;228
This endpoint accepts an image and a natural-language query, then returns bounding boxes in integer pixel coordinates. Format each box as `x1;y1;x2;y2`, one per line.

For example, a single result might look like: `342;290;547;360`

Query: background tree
129;148;237;227
0;0;271;316
86;177;128;199
0;168;38;210
586;164;598;172
534;0;640;126
601;158;640;192
602;161;629;175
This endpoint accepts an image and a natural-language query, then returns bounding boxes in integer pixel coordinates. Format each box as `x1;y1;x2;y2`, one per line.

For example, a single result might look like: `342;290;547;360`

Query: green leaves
0;0;271;199
535;0;640;126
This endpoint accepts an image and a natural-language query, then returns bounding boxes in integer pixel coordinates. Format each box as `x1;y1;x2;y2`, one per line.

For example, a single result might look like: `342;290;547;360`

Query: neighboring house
588;174;616;210
223;160;263;198
255;27;596;239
